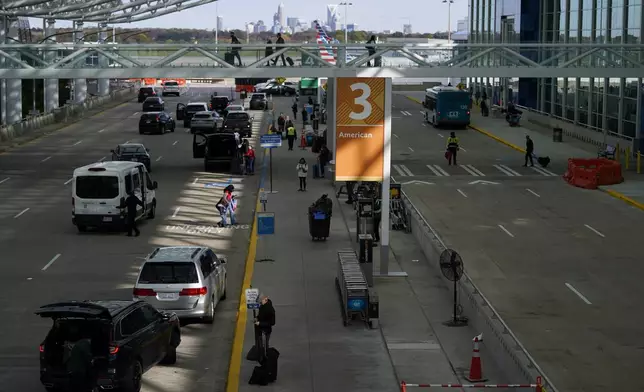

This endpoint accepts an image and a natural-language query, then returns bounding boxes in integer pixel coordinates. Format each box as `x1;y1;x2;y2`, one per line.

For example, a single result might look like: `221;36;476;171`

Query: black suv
37;300;181;392
142;97;165;112
138;87;156;103
223;111;253;137
249;93;268;110
193;132;241;173
210;96;231;114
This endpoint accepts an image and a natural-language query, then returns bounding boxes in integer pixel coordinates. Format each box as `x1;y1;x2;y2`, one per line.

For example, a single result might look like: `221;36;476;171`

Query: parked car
142;97;165;112
176;102;210;128
139;112;176;135
193;132;241;172
133;246;228;323
138;87;156;102
189;111;223;134
36;300;181;392
249;93;267;110
256;83;297;96
111;143;152;172
223;111;253;137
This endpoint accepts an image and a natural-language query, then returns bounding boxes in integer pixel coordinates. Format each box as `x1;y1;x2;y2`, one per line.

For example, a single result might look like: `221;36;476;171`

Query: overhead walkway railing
0;43;642;78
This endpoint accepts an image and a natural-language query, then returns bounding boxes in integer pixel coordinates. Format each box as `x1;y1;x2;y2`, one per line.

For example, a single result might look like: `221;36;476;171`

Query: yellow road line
225;149;267;392
404;94;526;154
601;188;644;211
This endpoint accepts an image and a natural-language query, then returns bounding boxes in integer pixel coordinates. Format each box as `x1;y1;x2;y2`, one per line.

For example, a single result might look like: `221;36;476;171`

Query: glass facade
468;0;643;139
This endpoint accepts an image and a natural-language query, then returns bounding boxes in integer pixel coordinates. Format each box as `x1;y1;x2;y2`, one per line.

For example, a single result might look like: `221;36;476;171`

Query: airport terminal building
468;0;643;139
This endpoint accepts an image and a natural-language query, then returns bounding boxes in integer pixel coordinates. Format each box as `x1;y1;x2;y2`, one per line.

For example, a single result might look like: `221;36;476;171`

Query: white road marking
437;133;444;138
584;224;605;238
460;164;485;176
42;254;61;271
459;147;467;152
531;166;558;176
421;123;426;127
98;128;106;133
124;140;130;144
500;164;521;176
498;224;515;238
565;283;592;305
392;165;406;176
14;208;29;218
419;111;424;115
172;207;181;218
156;156;163;162
41;156;51;162
0;177;9;185
172;140;179;146
457;189;468;198
526;188;541;197
408;147;414;152
64;178;73;185
98;156;106;162
493;164;514;176
393;133;399;138
193;177;199;185
400;165;414;176
72;140;82;146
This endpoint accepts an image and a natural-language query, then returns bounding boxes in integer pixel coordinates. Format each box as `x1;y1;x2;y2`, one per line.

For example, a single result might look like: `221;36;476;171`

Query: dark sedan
111;143;153;172
139;112;176;134
142;97;165;112
138;86;157;102
256;84;297;97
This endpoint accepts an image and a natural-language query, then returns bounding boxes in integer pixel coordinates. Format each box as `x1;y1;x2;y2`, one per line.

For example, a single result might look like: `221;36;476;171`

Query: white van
71;161;158;232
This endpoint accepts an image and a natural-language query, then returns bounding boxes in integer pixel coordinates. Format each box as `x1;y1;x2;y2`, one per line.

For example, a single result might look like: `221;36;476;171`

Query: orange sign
335;78;386;181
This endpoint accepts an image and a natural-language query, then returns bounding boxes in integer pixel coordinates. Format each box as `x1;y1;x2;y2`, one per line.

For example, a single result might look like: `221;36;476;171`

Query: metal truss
0;43;643;79
0;0;219;24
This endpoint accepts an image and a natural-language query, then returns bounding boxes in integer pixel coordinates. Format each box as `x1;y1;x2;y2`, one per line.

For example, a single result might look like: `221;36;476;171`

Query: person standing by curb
297;158;308;191
446;132;460;166
286;124;296;150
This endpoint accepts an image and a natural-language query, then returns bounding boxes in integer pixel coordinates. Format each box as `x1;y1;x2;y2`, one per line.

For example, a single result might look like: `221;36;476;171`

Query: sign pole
269;148;274;193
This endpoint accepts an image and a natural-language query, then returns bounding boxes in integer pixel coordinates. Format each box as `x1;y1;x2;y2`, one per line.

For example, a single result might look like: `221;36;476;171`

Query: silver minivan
133;246;227;323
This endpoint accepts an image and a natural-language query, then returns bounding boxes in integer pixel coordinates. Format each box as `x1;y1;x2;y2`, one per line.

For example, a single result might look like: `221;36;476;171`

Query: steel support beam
44;18;58;113
73;22;86;104
97;24;110;96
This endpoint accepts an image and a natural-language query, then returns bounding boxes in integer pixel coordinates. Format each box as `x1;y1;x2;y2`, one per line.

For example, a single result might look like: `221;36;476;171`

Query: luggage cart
335;250;369;327
390;198;411;233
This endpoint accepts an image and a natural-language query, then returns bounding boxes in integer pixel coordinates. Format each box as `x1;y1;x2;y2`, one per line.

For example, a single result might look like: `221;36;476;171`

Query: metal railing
398;187;559;392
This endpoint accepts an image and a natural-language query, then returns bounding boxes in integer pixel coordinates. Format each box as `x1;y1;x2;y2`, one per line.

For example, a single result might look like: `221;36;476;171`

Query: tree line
28;27;448;44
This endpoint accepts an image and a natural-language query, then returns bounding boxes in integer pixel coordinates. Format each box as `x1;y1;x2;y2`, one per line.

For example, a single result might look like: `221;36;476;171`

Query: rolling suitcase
224;52;235;65
263;347;280;382
248;366;270;385
286;57;294;66
537;155;551;168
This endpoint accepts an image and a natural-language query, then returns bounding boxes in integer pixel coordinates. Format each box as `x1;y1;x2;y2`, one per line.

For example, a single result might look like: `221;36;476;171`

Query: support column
327;78;337;183
97;23;110;96
73;21;87;104
0;16;6;124
44;19;58;113
379;78;392;276
3;17;22;125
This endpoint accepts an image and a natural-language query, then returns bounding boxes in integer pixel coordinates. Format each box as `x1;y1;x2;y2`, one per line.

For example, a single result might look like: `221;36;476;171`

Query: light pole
215;2;219;52
401;17;410;43
339;2;353;43
443;0;454;43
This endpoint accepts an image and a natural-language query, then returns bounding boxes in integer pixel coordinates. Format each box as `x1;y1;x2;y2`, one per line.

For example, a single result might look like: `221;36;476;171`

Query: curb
403;94;526;154
600;188;644;211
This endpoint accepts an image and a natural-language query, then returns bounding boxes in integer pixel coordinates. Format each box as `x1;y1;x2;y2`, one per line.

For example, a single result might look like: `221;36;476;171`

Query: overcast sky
29;0;468;32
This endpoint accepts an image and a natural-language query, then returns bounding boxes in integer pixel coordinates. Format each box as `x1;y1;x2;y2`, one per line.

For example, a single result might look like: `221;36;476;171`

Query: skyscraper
216;16;223;32
326;5;340;31
277;3;285;27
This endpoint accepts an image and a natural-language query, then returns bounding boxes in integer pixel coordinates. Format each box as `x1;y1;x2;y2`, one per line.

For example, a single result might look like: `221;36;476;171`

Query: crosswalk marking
392;164;414;176
400;110;412;116
531;166;558;176
460;164;485;176
426;164;450;176
494;164;522;176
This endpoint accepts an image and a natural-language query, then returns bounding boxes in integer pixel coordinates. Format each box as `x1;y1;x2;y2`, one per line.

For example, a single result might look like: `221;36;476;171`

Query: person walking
291;102;298;120
230;32;242;66
524;135;534;167
317;144;331;178
122;191;143;237
301;107;309;126
446;132;460;166
372;192;382;246
297;158;308;191
286;124;296;150
245;146;255;175
264;39;274;67
254;295;276;362
272;33;287;66
277;113;285;133
366;35;377;66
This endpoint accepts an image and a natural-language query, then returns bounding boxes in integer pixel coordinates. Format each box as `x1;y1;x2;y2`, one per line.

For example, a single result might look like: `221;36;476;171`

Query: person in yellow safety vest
286;125;296;151
446;132;460;166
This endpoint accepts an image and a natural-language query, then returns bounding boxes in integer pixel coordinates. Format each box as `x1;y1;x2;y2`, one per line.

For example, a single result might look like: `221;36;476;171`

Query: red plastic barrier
236;85;255;92
563;158;623;189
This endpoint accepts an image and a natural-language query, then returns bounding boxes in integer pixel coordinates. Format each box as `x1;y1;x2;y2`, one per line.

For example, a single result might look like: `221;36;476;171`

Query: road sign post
260;134;282;194
259;189;268;212
245;287;260;318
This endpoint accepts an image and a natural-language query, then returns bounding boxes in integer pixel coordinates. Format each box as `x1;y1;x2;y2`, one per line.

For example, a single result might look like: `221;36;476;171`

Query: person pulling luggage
254;295;276;361
366;35;377;66
264;39;274;67
229;32;242;66
286;124;296;150
523;135;534;167
272;33;287;66
446;132;460;166
372;192;382;246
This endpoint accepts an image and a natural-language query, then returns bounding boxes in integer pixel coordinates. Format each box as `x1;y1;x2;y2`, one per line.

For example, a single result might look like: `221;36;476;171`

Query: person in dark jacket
265;39;274;66
272;33;287;66
524;135;534;167
366;35;377;66
301;107;309;125
122;191;143;236
291;102;298;119
254;296;276;358
230;32;242;66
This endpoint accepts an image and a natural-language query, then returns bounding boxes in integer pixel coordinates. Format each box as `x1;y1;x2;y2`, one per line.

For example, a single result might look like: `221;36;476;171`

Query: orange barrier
563;158;623;189
236;85;255;92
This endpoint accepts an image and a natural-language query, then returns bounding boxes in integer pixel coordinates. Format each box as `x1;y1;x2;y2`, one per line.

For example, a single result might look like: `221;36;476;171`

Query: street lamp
443;0;454;43
339;2;353;43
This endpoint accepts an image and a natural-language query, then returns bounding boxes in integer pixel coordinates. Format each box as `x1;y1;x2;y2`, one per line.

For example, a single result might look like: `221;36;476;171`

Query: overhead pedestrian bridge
0;43;643;79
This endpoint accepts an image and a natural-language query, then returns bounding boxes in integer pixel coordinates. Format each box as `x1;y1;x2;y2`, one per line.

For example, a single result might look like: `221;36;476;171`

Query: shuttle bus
423;86;471;128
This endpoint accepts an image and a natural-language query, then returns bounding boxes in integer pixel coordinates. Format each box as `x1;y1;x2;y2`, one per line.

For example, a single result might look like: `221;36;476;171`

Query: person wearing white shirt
296;158;308;191
234;131;240;145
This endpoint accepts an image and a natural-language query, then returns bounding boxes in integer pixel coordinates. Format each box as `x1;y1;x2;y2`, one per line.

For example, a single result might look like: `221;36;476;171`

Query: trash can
553;127;563;142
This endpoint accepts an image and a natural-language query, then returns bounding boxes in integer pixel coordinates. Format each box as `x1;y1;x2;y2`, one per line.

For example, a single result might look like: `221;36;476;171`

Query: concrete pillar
73;21;87;104
0;17;6;124
2;17;22;125
326;77;336;180
97;24;110;96
44;19;58;112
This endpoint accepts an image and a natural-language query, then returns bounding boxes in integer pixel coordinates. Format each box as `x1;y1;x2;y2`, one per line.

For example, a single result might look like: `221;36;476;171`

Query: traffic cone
300;132;307;149
400;381;407;392
465;333;488;382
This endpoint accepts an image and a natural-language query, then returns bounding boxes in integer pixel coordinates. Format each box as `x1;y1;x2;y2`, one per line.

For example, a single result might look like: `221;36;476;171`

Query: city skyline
28;0;467;33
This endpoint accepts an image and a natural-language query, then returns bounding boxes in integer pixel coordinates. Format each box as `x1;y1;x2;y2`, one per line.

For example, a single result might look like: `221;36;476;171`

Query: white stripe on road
392;165;406;176
457;189;468;198
41;156;51;163
437;133;444;138
531;166;558;176
193;177;199;185
400;165;414;176
64;178;73;185
408;147;414;153
72;140;82;146
393;133;399;138
156;156;163;162
14;208;29;218
172;140;179;146
172;207;181;218
493;164;514;176
565;283;592;305
0;177;9;185
526;188;541;197
498;224;515;238
98;128;106;133
460;164;484;176
584;224;605;238
42;254;61;271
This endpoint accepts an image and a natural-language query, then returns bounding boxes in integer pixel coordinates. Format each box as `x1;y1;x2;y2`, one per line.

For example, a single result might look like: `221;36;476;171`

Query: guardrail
398;187;559;392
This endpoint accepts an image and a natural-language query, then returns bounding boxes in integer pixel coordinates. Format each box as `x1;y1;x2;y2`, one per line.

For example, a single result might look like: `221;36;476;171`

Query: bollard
638;151;641;174
626;146;630;170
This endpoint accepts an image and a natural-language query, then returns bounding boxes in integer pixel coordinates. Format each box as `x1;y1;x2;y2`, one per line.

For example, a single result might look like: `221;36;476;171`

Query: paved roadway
392;94;644;391
0;86;266;392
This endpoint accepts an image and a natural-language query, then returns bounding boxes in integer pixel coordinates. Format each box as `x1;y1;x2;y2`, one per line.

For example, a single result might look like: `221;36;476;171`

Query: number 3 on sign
349;82;372;120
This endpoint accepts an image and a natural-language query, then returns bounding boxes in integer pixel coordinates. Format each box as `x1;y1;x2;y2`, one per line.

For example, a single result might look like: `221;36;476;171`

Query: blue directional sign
347;298;366;311
257;212;275;235
260;134;282;148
